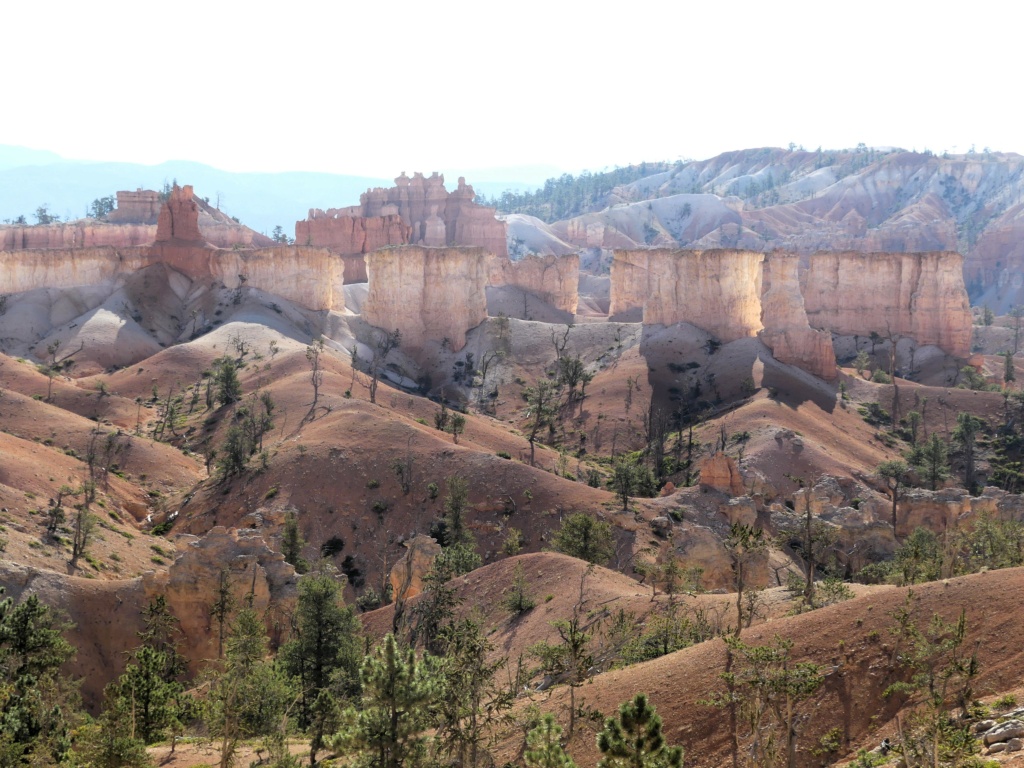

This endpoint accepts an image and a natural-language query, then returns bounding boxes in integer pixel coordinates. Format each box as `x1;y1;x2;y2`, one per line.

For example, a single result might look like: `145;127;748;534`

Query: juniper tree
551;512;614;565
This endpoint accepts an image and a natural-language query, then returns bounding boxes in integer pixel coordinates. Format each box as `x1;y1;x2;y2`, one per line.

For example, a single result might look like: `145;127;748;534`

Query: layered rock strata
759;253;837;380
363;246;488;351
610;248;764;341
804;251;972;358
488;253;580;314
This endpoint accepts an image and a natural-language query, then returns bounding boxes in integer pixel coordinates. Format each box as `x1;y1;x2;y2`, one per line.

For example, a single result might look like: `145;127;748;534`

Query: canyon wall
804;251;972;358
759;253;837;380
610;248;764;341
297;172;507;258
364;246;489;351
488;253;580;314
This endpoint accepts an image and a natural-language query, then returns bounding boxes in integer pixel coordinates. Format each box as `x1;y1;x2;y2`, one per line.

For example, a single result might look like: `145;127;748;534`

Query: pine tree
525;714;578;768
434;618;512;767
0;589;76;765
206;607;295;768
336;633;438;768
280;569;361;727
597;693;683;768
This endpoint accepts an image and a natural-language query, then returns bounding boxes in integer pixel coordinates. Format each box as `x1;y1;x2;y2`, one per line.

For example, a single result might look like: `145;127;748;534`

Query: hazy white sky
3;0;1020;177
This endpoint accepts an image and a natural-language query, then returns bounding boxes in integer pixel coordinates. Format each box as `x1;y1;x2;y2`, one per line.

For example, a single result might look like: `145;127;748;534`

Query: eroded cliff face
298;173;507;258
610;248;764;341
364;246;488;351
759;253;837;380
804;251;972;358
488;253;579;314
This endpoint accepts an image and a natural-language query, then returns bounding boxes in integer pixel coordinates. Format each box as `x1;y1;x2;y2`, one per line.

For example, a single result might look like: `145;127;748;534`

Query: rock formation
759;253;837;380
1;187;271;251
297;173;507;260
106;189;162;224
389;534;442;601
295;212;411;282
0;246;148;294
144;527;299;677
610;248;764;341
363;246;488;351
700;452;746;495
1;185;345;313
155;184;204;243
803;251;972;358
488;253;580;314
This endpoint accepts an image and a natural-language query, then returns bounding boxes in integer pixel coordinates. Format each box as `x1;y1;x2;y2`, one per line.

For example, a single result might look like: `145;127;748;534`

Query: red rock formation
488;253;580;314
295;210;410;282
610;249;764;341
296;172;508;260
364;246;489;351
759;253;837;381
106;189;162;224
155;184;203;243
804;251;972;358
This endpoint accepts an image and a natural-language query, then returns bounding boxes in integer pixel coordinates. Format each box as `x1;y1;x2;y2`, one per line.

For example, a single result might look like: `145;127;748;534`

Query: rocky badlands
2;154;1024;768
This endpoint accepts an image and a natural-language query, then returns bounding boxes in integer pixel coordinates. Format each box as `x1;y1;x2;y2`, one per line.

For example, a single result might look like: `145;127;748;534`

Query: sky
3;0;1021;178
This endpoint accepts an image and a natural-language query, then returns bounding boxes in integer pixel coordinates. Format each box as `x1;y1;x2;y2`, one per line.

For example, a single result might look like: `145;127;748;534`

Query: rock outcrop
488;253;579;314
106;189;162;224
363;246;488;351
389;534;442;601
700;452;746;495
610;248;764;341
143;527;299;676
298;173;507;258
0;246;148;294
804;251;972;358
759;253;837;380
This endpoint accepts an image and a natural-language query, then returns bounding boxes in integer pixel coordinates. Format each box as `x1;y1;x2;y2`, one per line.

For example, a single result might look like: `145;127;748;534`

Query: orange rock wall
364;246;489;351
610;248;765;341
804;251;972;358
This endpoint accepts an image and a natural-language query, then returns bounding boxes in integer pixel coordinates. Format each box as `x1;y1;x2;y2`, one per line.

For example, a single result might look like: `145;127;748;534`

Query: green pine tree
597;693;683;768
525;714;578;768
335;633;438;768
